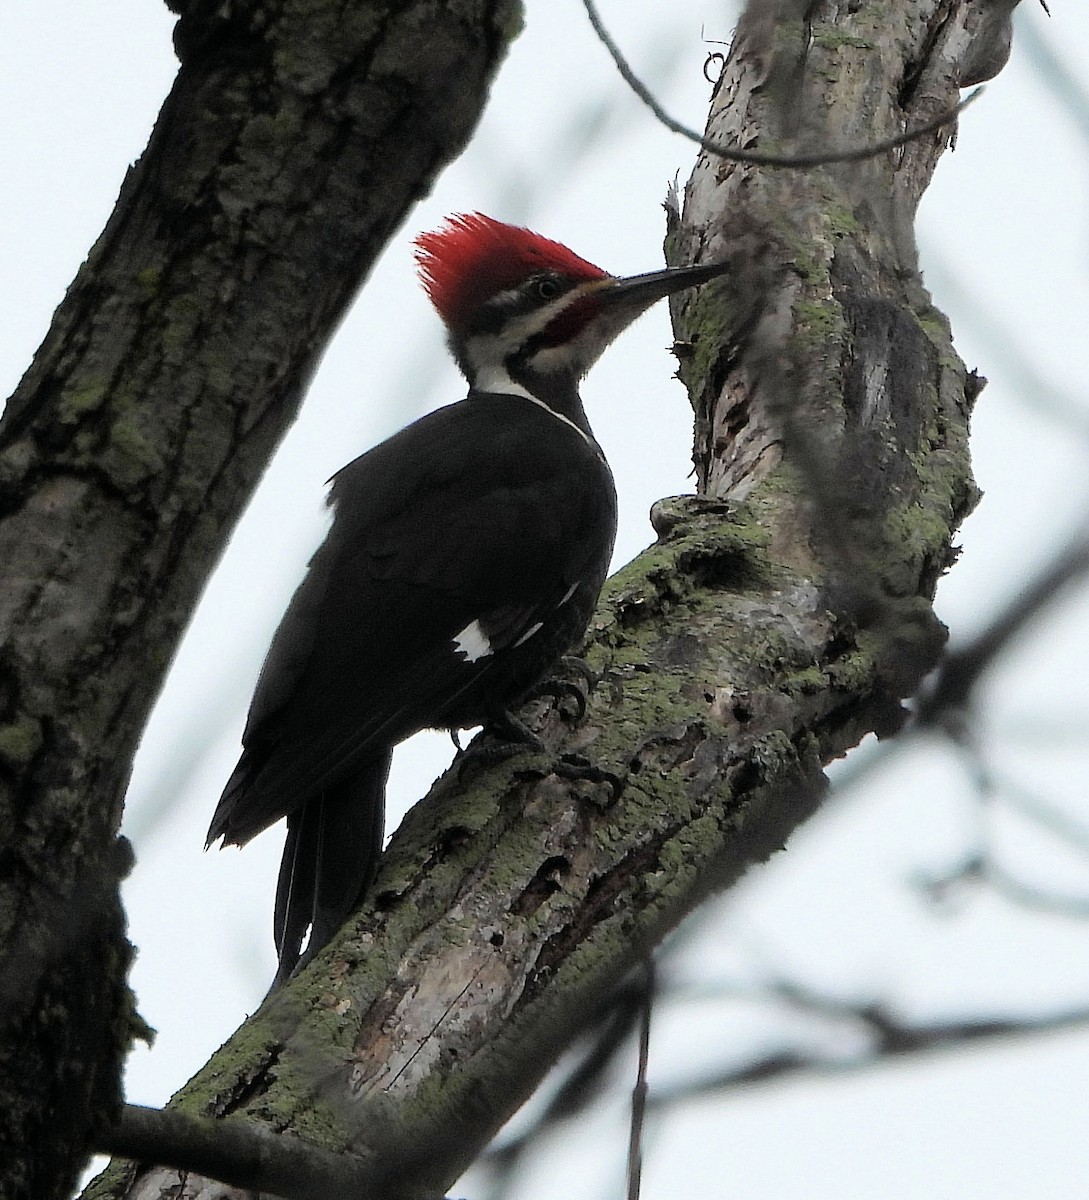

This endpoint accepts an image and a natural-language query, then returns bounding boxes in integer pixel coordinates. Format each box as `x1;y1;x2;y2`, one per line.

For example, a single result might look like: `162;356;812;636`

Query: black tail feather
271;750;392;989
272;807;318;989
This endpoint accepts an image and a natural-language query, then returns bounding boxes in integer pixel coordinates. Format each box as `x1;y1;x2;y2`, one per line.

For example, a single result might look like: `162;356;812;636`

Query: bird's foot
453;710;546;782
483;708;547;754
524;656;598;722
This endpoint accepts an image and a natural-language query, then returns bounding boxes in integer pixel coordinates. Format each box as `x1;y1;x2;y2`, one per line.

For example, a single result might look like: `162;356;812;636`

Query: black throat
502;360;593;437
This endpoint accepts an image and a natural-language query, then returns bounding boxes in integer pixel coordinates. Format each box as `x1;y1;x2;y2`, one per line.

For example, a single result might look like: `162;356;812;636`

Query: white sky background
3;2;1089;1197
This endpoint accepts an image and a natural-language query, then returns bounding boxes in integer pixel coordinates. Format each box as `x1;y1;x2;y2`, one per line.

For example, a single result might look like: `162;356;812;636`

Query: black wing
208;394;616;846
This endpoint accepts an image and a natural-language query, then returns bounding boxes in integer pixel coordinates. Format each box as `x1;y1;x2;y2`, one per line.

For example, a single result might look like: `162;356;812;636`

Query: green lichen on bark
62;1;1001;1196
0;711;44;770
3;1;524;1197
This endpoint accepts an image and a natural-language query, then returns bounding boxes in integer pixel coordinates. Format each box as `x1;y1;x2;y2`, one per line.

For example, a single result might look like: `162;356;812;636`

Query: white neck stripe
472;365;594;450
522;395;593;449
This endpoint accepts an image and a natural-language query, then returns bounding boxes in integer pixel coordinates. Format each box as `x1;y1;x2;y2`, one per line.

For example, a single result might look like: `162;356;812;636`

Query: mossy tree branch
77;1;1020;1197
0;1;520;1196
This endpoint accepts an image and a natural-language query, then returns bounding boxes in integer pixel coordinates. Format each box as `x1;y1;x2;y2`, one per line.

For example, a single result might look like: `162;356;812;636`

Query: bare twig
476;977;651;1200
999;775;1089;859
581;0;981;168
982;864;1089;917
916;850;1089;918
645;997;1089;1107
828;520;1089;806
475;960;1089;1185
922;254;1089;441
626;960;655;1200
918;525;1089;725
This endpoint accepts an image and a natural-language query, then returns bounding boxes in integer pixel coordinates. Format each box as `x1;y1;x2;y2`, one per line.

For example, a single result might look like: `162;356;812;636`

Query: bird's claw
525;656;598;722
484;708;547;753
453;710;546;783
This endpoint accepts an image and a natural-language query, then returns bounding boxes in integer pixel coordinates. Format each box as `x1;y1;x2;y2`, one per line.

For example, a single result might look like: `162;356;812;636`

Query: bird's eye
535;277;561;300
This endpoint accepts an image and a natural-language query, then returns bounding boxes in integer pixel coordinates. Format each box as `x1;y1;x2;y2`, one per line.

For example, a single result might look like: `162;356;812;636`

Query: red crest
414;213;607;331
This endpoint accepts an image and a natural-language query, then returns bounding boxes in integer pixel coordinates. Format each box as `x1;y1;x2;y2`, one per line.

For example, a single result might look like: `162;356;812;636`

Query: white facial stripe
463;291;582;385
462;278;610;390
492;283;604;348
524;319;613;379
521;396;593;447
453;620;493;663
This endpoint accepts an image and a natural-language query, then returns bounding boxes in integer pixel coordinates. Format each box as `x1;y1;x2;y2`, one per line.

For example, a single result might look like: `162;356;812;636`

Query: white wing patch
453;619;493;663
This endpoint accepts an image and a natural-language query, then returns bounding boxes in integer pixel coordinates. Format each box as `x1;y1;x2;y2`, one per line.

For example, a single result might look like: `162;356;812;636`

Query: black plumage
208;392;616;984
207;212;727;987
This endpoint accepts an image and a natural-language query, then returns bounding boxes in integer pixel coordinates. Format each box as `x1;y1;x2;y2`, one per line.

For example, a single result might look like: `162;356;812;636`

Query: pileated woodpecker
207;213;727;987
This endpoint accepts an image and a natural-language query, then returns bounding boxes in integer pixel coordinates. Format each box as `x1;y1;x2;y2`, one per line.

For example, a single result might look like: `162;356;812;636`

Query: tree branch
471;972;1089;1192
80;2;998;1197
830;518;1089;804
919;523;1089;724
581;0;984;167
97;1105;389;1200
0;1;519;1195
625;960;654;1200
647;999;1089;1107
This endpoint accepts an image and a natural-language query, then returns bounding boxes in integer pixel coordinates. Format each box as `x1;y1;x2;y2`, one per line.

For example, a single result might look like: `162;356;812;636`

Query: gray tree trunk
0;2;518;1197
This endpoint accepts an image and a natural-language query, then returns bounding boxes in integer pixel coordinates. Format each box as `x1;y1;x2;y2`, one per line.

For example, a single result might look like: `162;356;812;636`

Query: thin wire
581;0;982;169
